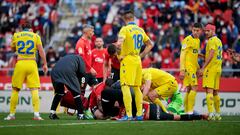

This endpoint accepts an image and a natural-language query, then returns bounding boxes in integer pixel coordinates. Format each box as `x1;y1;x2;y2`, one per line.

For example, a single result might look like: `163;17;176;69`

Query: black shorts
52;81;79;96
111;67;120;83
101;88;123;117
149;104;174;120
80;73;98;94
96;78;103;83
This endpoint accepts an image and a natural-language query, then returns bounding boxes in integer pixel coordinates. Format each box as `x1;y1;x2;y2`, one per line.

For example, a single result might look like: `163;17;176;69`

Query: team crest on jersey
78;48;83;54
95;57;104;63
193;49;198;53
192;74;196;78
182;44;187;49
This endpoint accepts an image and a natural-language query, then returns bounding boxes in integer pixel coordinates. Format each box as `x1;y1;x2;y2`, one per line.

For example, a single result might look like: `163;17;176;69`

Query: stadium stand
0;0;240;77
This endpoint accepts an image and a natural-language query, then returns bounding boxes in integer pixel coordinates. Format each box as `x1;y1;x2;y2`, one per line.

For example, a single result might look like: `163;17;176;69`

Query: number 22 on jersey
17;40;34;55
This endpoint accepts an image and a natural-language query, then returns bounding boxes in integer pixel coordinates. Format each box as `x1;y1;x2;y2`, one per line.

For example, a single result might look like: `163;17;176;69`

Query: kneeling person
142;68;178;113
49;54;86;120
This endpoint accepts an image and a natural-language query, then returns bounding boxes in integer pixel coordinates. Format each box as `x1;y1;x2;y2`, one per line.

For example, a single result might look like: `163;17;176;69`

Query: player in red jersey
75;24;98;92
92;37;107;83
103;44;121;83
75;24;95;75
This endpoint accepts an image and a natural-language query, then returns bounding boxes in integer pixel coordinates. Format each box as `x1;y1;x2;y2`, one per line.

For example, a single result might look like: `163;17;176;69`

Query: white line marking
0;121;120;128
0;120;240;128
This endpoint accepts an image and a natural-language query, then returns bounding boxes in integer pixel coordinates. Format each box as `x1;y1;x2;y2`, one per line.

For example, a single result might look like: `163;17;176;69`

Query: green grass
0;113;240;135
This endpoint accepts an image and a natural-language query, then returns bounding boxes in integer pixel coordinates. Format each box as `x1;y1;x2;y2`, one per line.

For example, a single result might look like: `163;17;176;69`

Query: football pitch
0;113;239;135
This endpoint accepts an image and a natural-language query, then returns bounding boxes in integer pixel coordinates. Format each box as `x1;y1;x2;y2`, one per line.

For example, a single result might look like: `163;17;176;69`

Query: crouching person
49;54;86;120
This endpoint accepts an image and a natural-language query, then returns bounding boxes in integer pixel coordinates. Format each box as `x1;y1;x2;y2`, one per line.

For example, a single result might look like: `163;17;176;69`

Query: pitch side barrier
0;68;240;114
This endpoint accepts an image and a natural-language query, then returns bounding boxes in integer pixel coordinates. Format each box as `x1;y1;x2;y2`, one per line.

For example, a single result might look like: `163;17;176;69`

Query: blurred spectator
222;59;233;77
0;0;58;76
161;43;173;68
0;53;8;76
226;20;239;48
142;54;153;68
0;53;7;68
46;46;58;68
1;0;239;77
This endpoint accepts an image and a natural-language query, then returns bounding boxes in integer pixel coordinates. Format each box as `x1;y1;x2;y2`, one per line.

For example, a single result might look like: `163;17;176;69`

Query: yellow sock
31;90;40;113
133;87;143;116
213;95;221;113
184;92;189;113
10;89;19;114
153;98;168;113
206;93;214;113
187;90;197;113
121;85;132;117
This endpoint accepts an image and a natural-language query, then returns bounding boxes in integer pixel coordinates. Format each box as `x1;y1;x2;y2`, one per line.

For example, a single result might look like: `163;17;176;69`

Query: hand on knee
148;90;158;102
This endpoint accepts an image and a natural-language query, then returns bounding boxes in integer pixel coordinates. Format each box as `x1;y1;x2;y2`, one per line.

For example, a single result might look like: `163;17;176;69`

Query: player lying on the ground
166;91;184;114
100;87;208;121
60;79;115;119
60;82;208;121
59;78;207;120
108;80;184;115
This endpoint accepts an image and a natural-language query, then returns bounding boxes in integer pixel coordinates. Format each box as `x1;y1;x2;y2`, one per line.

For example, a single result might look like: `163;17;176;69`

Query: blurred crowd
0;0;58;75
1;0;240;77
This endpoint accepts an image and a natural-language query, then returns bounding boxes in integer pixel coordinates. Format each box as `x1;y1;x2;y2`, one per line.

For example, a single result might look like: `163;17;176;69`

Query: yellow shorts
202;69;221;90
120;55;142;86
12;60;40;89
183;69;198;87
155;79;178;99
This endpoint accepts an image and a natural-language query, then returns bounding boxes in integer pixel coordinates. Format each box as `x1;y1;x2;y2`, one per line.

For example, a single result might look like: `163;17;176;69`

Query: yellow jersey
205;35;222;71
11;31;42;59
180;35;200;71
142;68;175;90
118;22;150;57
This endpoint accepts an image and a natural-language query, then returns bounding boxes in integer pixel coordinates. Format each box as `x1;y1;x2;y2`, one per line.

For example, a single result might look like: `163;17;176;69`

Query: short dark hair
193;22;203;29
107;44;117;56
21;22;32;30
123;10;134;20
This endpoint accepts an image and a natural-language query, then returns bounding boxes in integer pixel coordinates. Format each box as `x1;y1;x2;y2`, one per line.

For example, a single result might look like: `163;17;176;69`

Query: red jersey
75;37;92;73
92;48;107;78
89;82;106;110
61;90;89;110
105;53;120;69
143;103;150;120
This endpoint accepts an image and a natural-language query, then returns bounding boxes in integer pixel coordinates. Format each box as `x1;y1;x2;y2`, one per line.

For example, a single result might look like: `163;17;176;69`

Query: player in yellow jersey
199;24;222;120
4;22;48;120
117;11;153;120
141;68;178;113
179;23;203;114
